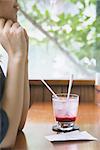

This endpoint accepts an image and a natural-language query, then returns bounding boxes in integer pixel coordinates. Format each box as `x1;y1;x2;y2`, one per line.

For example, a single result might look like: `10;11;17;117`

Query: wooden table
14;102;100;150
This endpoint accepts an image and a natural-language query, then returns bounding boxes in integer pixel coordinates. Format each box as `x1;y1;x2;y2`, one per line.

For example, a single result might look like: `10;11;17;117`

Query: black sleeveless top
0;66;9;143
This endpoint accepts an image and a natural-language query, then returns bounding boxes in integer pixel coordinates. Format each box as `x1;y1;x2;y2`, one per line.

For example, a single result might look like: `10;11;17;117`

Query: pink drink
52;93;79;126
56;116;76;122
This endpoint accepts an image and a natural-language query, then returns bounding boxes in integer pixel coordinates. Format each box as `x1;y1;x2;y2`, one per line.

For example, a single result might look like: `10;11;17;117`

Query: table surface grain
14;102;100;150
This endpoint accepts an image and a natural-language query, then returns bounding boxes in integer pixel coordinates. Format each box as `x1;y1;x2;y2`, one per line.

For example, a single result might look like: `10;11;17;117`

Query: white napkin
45;130;97;142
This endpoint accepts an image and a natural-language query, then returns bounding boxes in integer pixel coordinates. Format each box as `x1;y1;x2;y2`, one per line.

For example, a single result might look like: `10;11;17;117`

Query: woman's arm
0;19;28;148
18;30;30;130
18;61;30;130
1;58;25;148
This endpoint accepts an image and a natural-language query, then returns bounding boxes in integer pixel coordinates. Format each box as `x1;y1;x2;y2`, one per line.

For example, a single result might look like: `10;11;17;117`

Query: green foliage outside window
18;0;99;76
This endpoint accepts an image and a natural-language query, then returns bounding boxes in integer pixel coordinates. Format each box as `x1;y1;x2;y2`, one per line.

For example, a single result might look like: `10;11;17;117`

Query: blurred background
0;0;100;80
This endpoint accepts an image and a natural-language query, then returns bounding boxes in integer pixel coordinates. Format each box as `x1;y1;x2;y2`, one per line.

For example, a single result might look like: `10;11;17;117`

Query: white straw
67;74;73;100
41;79;58;99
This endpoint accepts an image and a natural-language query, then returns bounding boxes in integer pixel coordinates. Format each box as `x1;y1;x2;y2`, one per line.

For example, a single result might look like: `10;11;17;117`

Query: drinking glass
95;73;100;105
52;93;79;132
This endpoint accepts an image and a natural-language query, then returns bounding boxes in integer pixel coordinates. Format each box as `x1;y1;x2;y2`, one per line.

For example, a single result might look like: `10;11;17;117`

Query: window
1;0;99;79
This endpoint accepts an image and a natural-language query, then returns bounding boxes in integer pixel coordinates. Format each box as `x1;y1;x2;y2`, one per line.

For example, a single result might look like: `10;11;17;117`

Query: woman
0;0;30;148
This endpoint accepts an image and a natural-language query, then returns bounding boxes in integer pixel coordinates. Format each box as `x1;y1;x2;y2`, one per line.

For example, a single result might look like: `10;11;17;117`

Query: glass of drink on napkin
52;93;79;132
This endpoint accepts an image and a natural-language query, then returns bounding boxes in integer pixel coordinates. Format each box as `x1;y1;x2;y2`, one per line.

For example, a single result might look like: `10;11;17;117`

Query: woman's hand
0;18;28;60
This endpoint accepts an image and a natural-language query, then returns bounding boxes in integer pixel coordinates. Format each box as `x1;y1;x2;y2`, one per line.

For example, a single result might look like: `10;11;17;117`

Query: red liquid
56;116;76;122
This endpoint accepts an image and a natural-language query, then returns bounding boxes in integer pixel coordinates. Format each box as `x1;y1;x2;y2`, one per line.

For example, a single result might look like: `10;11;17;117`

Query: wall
29;80;95;104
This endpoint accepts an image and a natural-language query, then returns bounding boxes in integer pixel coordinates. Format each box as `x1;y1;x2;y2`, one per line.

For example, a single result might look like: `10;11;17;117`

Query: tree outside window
17;0;99;79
